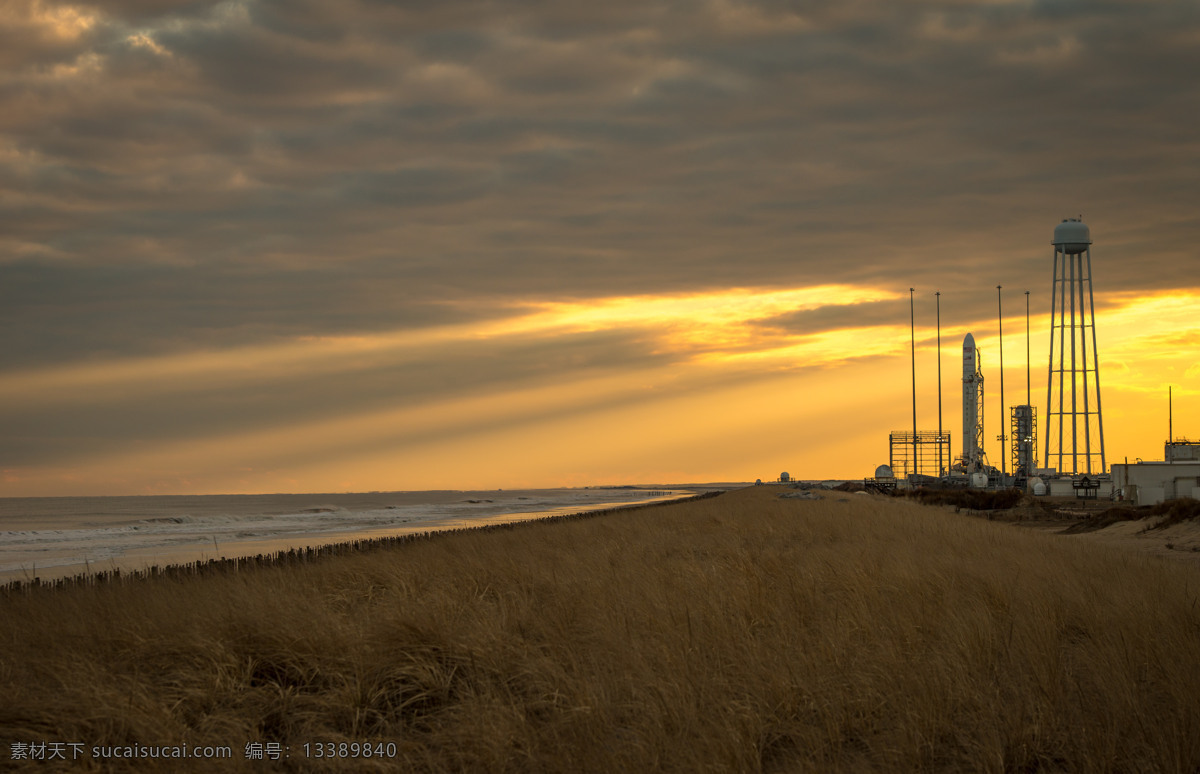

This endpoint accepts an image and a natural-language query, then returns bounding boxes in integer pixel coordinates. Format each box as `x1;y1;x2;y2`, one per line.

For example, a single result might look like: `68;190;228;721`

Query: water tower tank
1046;216;1106;475
1053;218;1091;255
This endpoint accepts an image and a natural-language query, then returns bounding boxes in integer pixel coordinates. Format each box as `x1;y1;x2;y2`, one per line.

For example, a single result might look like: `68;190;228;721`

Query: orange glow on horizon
0;284;898;406
0;285;1196;496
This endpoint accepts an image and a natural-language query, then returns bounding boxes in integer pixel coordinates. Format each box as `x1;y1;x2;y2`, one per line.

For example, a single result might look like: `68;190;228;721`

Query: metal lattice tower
1044;218;1106;475
1012;405;1036;479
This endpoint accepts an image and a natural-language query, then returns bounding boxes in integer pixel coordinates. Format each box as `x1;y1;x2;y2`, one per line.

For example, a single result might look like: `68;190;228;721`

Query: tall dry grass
3;486;1200;772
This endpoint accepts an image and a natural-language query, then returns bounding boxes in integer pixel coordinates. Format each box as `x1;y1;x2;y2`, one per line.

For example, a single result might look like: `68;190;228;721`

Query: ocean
0;488;693;582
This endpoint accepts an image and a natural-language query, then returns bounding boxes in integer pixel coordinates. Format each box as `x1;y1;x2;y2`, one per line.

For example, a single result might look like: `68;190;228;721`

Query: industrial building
1112;442;1200;505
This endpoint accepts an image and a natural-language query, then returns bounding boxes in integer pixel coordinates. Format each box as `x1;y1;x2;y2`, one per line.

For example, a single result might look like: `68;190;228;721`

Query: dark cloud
0;324;667;466
757;298;913;337
2;0;1198;369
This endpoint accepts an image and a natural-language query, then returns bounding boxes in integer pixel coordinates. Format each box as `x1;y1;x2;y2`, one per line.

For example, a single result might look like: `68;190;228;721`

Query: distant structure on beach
1045;217;1106;475
871;216;1125;495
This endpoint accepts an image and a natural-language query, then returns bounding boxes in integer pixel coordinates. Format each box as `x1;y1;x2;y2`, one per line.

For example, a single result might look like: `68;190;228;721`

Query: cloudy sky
2;0;1198;495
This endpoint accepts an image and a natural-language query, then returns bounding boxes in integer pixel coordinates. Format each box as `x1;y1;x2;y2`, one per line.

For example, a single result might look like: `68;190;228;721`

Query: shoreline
0;488;701;583
1;490;720;593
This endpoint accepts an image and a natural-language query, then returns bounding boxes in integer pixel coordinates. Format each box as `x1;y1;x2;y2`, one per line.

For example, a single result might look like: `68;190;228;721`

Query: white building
1111;442;1200;505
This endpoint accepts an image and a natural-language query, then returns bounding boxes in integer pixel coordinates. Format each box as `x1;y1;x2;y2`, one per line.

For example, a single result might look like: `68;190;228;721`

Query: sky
1;0;1198;496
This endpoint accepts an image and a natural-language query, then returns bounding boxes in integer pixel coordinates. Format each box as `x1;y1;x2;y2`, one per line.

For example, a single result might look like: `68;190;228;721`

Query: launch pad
875;218;1111;494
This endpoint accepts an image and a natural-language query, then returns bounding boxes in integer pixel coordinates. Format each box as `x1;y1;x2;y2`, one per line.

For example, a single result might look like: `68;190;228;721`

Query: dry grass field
3;486;1200;772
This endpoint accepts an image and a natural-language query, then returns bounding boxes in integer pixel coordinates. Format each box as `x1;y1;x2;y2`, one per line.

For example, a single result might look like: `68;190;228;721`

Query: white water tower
1044;218;1106;475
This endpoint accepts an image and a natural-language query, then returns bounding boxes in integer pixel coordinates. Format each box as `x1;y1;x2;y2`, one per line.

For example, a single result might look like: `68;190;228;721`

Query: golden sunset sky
1;0;1197;495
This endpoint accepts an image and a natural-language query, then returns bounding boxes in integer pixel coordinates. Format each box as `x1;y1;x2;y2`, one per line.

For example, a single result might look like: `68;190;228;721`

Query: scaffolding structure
890;431;952;479
1011;405;1037;480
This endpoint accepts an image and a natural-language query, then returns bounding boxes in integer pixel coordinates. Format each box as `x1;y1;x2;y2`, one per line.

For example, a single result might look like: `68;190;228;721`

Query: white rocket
962;333;985;470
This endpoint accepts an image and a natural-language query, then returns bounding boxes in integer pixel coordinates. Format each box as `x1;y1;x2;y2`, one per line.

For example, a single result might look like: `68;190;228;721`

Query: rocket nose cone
963;333;975;347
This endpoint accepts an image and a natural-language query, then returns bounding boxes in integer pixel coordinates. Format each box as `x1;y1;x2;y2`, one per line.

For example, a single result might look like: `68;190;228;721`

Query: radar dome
874;464;894;479
1053;218;1091;255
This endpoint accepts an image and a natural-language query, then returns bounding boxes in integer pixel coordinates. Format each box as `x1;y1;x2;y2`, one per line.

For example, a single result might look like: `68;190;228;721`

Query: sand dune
3;486;1199;772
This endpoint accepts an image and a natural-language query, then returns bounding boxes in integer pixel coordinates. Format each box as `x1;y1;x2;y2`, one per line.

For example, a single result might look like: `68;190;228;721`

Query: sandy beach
952;494;1200;566
1017;515;1200;564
